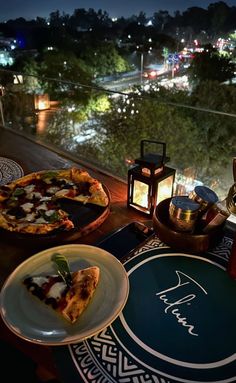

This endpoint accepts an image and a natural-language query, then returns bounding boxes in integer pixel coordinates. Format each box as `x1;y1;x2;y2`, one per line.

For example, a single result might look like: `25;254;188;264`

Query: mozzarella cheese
21;202;34;213
47;186;60;194
25;213;36;222
24;184;35;193
27;192;43;200
30;276;66;300
39;196;51;202
35;217;47;224
31;276;49;286
36;203;48;211
54;189;70;197
47;282;67;300
45;209;56;217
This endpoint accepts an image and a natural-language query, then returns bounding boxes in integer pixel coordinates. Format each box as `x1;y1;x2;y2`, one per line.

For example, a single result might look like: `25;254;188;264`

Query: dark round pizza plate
0;185;111;246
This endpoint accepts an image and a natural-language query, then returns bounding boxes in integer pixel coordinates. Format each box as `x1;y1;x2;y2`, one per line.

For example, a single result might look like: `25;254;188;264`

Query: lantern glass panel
156;175;174;205
34;94;50;110
133;180;149;208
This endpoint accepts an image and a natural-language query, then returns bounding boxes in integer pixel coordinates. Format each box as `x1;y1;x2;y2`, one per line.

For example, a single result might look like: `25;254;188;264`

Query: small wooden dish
153;198;222;253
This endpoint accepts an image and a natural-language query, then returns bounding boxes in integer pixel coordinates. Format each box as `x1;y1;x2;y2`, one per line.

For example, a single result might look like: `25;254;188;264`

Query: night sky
1;0;236;21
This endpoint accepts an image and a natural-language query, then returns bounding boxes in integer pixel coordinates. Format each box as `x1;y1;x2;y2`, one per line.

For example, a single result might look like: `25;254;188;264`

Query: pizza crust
61;266;100;323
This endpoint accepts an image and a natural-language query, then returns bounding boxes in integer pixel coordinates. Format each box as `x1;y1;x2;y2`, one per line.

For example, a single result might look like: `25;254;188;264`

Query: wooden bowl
153;198;223;254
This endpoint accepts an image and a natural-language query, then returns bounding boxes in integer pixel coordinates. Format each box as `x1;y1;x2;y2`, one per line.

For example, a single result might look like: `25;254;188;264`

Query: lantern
127;140;176;216
34;94;50;110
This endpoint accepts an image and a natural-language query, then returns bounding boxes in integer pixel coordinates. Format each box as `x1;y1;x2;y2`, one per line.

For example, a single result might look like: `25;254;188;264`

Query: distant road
97;70;171;92
100;75;142;91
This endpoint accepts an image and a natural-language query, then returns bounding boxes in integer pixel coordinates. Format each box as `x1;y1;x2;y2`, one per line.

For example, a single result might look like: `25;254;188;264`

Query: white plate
0;244;129;345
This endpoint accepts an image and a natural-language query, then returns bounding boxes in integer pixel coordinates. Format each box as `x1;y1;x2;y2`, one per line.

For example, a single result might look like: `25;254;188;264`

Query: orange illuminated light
156;176;174;205
149;70;157;78
133;180;149;208
34;94;50;110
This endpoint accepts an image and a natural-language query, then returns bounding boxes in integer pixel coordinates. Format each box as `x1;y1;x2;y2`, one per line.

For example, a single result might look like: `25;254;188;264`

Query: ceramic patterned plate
0;244;129;345
0;156;24;185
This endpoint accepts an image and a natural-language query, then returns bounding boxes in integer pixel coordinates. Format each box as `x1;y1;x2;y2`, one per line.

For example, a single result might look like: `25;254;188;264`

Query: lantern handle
141;140;166;161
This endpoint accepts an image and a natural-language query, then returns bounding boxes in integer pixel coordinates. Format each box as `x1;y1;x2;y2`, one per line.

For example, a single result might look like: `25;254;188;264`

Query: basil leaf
12;188;25;197
6;197;18;207
41;210;59;223
51;253;72;288
41;171;58;180
48;211;60;223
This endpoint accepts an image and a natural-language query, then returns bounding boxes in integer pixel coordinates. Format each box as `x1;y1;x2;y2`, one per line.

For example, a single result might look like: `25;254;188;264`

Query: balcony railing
1;68;236;200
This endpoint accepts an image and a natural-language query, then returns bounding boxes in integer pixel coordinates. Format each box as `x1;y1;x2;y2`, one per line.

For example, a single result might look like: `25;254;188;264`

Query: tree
181;7;208;34
79;42;131;77
188;47;235;86
49;10;62;27
207;1;231;36
73;81;236;198
153;10;171;32
136;12;147;25
12;56;41;93
35;17;47;26
70;8;110;29
38;50;93;101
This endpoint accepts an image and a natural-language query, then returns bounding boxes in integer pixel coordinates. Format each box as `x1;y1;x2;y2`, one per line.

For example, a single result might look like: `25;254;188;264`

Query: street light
140;52;144;86
136;46;144;86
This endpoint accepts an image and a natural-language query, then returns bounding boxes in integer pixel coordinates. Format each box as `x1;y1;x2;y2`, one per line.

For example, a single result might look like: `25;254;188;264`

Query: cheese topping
27;192;43;200
54;189;70;197
43;178;53;184
21;202;34;212
31;276;49;286
35;217;47;223
36;202;48;211
8;215;15;220
25;213;36;222
47;186;60;194
29;276;66;300
33;192;43;199
45;209;56;217
40;196;51;202
47;282;67;300
24;184;35;193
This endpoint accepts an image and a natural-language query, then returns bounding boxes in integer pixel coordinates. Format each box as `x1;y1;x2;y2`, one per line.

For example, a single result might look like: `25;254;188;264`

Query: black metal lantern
127;140;176;216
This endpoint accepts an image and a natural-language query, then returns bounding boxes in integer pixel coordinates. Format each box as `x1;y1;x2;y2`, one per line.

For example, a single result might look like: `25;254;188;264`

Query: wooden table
0;128;150;381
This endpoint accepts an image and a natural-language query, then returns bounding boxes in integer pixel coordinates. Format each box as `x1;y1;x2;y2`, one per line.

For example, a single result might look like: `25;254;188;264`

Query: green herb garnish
52;253;72;288
41;171;58;180
48;211;60;223
12;188;25;197
40;210;60;223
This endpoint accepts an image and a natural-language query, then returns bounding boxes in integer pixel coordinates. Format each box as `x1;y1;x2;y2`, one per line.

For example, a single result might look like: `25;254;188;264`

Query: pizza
23;266;100;324
0;167;109;234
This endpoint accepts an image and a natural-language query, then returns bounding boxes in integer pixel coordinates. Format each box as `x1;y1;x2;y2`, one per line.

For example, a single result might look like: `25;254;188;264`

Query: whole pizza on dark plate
0;167;110;239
